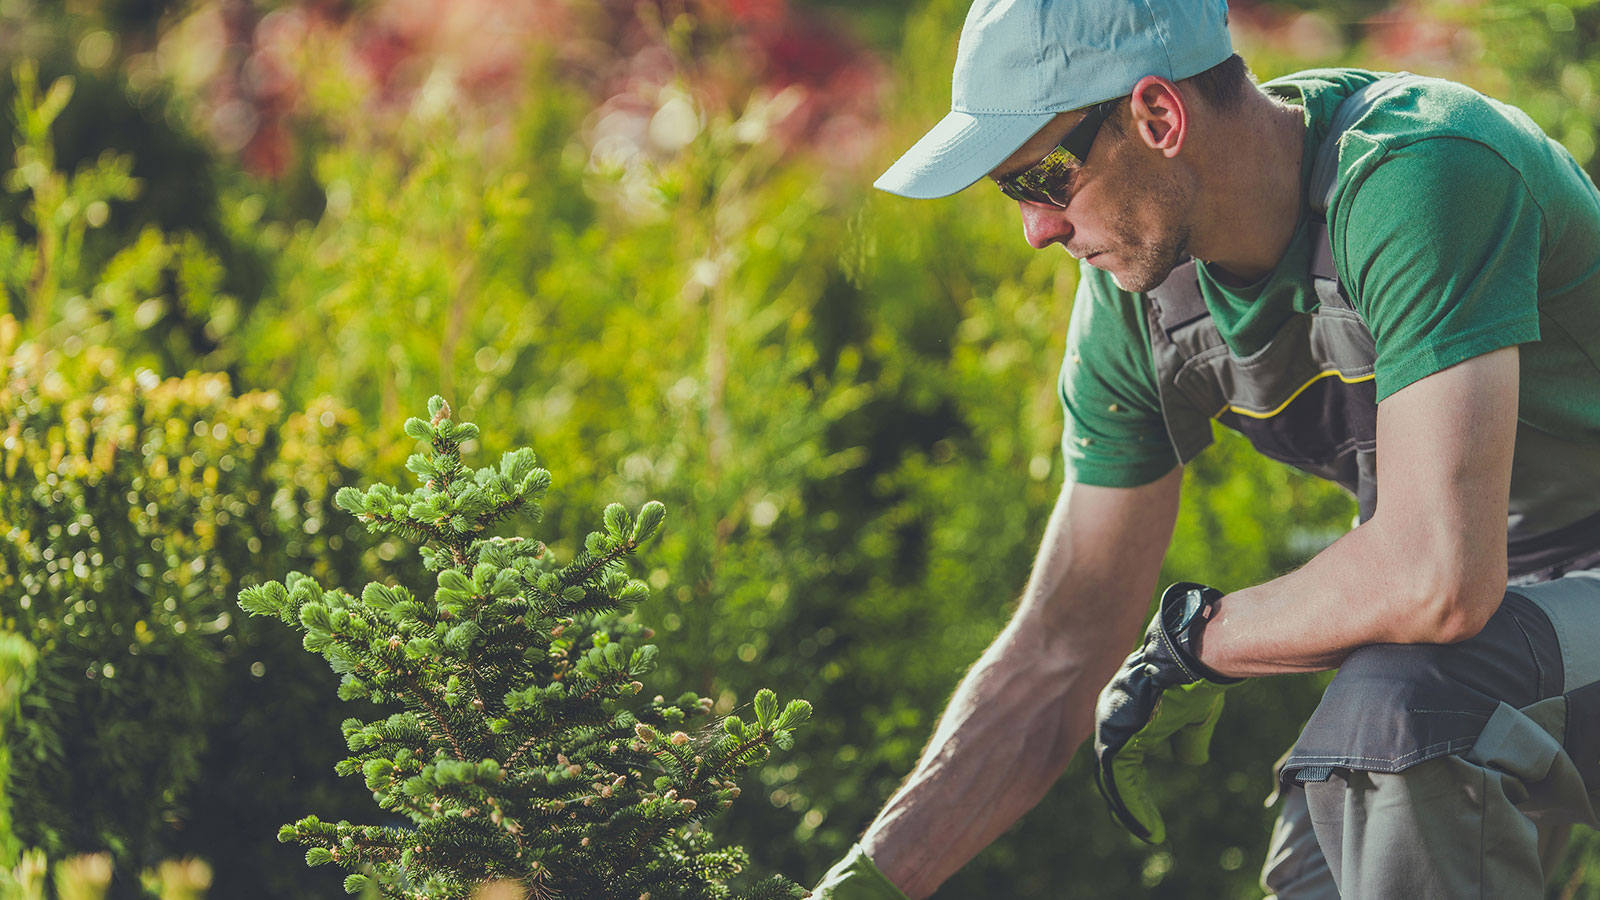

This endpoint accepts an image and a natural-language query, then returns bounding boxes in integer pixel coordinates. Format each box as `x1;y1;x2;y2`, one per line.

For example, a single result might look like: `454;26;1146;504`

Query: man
813;0;1600;897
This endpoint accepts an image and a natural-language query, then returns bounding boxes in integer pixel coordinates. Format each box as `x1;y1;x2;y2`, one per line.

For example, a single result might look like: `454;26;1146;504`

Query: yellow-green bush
0;58;378;897
0;334;375;882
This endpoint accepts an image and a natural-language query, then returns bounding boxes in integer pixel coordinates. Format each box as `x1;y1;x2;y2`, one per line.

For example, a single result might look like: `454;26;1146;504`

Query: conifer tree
238;397;810;900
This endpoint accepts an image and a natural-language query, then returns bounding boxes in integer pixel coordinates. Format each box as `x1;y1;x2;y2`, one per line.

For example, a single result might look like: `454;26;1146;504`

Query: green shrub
240;397;809;899
0;332;376;879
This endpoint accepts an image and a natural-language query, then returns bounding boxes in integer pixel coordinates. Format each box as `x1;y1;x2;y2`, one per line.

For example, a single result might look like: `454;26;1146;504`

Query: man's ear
1128;76;1188;159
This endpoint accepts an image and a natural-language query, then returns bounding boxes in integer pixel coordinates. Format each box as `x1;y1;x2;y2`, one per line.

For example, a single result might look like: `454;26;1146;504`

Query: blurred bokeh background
3;0;1600;897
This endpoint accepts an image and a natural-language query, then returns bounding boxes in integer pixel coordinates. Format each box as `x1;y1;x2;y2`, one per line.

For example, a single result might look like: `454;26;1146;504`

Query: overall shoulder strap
1308;73;1429;215
1146;260;1206;337
1306;73;1431;311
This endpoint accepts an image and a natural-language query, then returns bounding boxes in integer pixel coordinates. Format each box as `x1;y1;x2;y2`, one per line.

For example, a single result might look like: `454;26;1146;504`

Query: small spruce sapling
238;397;811;900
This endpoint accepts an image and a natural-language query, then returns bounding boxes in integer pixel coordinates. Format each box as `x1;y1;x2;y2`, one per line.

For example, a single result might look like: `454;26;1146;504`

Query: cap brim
874;109;1057;199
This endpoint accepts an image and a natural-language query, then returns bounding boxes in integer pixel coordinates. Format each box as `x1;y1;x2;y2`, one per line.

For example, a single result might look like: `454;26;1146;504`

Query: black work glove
1094;582;1241;843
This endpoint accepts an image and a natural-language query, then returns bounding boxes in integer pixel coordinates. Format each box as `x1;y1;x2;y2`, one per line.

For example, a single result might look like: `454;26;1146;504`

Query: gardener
812;0;1600;897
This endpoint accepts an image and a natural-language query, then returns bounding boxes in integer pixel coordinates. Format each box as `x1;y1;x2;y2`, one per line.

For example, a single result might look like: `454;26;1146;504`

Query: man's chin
1106;258;1181;294
1109;268;1161;294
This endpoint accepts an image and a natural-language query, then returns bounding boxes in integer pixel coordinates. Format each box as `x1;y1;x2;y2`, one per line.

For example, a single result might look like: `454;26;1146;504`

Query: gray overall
1142;75;1600;898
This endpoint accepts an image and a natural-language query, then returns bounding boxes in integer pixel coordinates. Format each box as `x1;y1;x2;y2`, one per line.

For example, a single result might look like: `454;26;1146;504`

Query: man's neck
1187;91;1308;286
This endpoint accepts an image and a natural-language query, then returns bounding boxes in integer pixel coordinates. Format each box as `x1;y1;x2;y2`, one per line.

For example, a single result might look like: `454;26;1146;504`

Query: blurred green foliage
2;0;1599;898
0;60;379;897
0;633;36;869
0;849;211;900
0;335;381;893
1421;0;1600;178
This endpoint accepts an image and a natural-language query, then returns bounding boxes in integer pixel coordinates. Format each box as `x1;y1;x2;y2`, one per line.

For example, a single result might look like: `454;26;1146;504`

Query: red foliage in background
165;0;884;178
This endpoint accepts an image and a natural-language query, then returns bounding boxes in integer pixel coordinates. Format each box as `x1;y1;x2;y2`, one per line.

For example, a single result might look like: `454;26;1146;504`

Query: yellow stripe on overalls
1214;369;1376;420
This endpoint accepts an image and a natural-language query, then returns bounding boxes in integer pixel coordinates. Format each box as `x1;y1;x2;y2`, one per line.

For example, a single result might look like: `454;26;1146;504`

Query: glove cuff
810;843;910;900
1159;582;1242;685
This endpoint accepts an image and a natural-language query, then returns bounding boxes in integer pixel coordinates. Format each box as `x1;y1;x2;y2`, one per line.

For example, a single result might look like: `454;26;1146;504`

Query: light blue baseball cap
875;0;1233;199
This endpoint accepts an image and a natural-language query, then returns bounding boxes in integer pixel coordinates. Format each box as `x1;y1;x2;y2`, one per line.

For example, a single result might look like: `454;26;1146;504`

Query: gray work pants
1262;572;1600;899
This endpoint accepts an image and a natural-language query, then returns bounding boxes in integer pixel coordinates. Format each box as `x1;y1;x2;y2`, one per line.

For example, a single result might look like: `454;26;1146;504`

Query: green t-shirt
1060;68;1600;487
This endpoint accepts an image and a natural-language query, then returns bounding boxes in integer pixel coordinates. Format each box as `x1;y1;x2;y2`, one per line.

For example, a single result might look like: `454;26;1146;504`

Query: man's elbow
1410;556;1507;644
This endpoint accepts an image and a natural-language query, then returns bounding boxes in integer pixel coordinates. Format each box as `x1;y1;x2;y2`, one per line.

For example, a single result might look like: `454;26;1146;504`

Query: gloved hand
810;844;909;900
1094;582;1241;843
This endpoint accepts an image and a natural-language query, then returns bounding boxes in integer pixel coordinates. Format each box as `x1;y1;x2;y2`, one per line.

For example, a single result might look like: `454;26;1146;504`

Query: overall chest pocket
1173;310;1378;473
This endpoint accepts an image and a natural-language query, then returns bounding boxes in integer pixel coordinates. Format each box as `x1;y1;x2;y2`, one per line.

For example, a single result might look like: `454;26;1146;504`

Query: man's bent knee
1281;590;1560;786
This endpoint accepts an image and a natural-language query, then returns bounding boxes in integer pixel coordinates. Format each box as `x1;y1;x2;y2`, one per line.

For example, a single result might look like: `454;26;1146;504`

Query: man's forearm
856;471;1182;898
858;609;1109;898
1197;512;1507;678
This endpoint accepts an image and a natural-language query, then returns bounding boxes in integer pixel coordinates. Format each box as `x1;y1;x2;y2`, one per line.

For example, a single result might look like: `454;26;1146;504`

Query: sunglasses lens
996;101;1118;208
1024;185;1065;207
999;182;1042;205
998;146;1075;208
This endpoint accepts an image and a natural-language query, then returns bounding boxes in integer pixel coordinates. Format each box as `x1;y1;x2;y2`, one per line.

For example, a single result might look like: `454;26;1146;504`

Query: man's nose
1019;202;1073;250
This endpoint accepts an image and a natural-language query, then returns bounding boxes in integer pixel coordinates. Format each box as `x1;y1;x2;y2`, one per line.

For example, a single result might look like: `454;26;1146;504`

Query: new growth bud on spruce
237;396;811;900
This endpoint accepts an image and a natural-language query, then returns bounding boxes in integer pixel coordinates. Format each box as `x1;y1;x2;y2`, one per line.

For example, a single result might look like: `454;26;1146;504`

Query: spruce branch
359;509;455;549
403;680;472;762
553;541;638;598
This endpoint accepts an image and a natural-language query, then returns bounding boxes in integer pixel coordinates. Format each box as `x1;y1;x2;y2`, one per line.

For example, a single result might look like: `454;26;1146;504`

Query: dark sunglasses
994;98;1120;208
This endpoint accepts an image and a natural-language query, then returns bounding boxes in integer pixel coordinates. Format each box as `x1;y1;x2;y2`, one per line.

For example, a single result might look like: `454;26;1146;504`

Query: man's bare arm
860;467;1182;898
1199;346;1520;677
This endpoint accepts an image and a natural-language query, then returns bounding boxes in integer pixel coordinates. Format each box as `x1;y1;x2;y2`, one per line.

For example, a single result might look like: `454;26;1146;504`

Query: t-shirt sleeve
1336;136;1543;401
1058;270;1179;487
